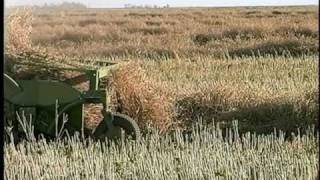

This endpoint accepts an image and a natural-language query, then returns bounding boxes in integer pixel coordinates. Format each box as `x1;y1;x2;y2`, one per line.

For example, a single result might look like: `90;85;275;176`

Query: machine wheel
94;112;141;141
112;112;141;140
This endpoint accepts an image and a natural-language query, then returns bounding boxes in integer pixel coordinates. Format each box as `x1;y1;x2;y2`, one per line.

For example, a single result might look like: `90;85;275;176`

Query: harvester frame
4;56;140;143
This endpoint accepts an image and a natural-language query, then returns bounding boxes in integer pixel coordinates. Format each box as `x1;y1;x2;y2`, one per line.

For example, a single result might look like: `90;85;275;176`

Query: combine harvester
4;53;140;143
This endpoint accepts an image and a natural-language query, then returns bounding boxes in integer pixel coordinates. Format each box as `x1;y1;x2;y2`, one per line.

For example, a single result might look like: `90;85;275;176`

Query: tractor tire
94;112;141;141
111;112;141;141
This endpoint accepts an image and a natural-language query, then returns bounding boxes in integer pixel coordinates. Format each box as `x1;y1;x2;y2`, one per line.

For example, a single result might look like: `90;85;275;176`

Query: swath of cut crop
108;62;175;133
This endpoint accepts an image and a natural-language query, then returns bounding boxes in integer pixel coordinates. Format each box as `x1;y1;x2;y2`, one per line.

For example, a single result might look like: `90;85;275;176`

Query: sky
5;0;318;8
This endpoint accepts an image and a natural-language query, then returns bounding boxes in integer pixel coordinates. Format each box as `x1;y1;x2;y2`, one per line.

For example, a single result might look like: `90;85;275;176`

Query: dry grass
4;124;319;179
3;6;319;179
228;40;318;57
22;6;318;59
5;9;33;54
4;6;319;134
141;56;318;133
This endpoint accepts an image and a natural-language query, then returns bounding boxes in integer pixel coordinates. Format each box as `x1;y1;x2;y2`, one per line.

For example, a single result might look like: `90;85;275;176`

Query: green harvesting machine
4;53;140;142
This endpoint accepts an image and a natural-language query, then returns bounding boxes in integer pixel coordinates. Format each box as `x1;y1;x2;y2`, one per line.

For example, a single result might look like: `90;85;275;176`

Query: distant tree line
34;2;87;9
124;4;170;9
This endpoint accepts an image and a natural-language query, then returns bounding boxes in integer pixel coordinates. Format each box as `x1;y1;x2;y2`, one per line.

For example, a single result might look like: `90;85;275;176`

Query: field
5;124;319;179
29;6;318;59
4;5;319;179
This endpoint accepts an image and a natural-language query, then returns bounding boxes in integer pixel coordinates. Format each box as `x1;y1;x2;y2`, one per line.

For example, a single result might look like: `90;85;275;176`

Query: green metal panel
64;104;84;134
10;80;81;106
33;103;84;137
88;70;99;91
33;106;55;135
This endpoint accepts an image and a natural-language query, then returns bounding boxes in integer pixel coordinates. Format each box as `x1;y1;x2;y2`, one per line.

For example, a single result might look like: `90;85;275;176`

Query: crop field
4;5;319;179
5;124;319;179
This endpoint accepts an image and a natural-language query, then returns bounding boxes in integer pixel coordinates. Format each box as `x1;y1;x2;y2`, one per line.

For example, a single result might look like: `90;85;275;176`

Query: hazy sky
5;0;318;8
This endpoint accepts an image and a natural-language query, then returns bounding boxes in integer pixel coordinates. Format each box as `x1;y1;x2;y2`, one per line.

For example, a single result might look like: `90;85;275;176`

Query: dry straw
4;8;317;134
5;9;33;54
109;62;175;133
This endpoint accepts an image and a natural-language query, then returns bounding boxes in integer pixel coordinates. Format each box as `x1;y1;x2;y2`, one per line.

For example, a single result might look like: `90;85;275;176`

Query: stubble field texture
4;5;319;179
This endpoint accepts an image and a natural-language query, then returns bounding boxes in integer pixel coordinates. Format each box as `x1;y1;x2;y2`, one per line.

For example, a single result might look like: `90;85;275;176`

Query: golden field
4;6;319;179
5;5;319;134
27;6;319;59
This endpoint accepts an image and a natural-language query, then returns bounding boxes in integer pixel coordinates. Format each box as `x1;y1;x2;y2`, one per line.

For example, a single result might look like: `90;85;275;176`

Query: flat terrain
29;6;318;59
22;6;319;133
4;6;319;179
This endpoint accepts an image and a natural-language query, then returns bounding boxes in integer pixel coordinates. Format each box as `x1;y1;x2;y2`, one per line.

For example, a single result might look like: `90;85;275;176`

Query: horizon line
5;3;318;9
